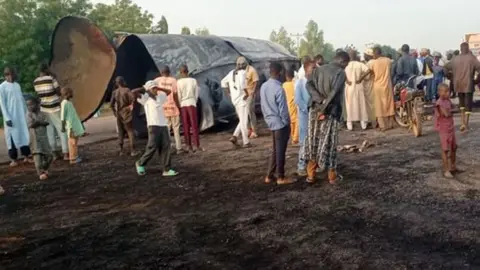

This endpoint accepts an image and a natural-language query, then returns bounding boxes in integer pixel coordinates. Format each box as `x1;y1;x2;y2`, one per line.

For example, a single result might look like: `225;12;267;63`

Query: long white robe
0;81;29;149
344;61;370;122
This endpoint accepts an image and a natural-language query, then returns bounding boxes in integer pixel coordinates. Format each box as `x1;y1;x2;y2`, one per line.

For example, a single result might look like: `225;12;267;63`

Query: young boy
282;69;298;144
435;84;457;178
27;97;53;180
133;80;178;176
177;64;203;152
60;87;84;164
110;76;138;156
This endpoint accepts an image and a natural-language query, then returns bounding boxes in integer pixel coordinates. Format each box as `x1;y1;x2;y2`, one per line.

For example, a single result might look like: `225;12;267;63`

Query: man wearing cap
237;56;260;139
221;57;251;147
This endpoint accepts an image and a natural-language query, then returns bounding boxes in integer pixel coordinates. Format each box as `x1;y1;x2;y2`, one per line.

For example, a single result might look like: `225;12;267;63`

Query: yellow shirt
282;81;297;120
245;66;259;95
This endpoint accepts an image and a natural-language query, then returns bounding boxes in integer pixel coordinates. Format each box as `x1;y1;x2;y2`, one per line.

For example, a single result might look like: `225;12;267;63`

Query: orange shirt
155;76;179;117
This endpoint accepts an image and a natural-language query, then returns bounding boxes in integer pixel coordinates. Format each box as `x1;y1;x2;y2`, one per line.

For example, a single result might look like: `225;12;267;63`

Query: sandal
460;125;466;132
136;162;146;176
306;178;316;184
39;173;48;180
162;169;179;177
276;177;296;185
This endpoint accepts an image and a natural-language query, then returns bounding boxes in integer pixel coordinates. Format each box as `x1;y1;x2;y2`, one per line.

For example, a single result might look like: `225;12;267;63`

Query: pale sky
95;0;480;54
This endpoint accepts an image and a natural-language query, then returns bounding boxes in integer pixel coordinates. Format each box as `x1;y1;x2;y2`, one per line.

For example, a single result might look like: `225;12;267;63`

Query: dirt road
1;116;480;269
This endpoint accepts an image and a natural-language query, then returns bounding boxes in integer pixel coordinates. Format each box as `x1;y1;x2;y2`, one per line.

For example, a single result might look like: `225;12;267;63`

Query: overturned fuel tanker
50;16;299;138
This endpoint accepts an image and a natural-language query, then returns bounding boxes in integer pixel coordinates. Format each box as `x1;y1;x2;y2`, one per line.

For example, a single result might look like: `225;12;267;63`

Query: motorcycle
393;76;425;137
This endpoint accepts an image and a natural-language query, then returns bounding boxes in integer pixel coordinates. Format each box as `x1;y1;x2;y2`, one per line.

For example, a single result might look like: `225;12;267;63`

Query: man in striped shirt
33;64;69;160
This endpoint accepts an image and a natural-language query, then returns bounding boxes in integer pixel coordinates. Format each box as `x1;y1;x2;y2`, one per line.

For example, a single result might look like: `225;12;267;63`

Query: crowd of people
1;41;480;195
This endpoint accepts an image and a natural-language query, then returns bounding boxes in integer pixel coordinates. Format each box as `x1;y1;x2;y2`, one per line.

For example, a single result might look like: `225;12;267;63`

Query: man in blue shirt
260;62;295;185
294;59;315;176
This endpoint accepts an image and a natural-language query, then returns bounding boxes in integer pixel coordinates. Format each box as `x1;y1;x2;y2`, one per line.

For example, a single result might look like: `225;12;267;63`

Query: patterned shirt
33;75;61;113
155;76;179;117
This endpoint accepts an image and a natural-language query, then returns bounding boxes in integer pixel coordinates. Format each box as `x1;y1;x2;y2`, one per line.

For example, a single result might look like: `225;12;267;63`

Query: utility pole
290;33;303;56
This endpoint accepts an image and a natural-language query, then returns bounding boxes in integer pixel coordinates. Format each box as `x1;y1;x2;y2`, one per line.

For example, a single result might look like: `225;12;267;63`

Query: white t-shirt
137;92;167;127
177;77;199;107
221;69;246;106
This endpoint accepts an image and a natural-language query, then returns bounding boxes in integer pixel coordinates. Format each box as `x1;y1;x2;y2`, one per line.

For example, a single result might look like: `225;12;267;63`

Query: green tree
151;15;168;34
378;44;398;59
180;26;191;35
298;20;335;61
269;26;296;55
88;0;153;35
0;0;92;93
194;27;210;36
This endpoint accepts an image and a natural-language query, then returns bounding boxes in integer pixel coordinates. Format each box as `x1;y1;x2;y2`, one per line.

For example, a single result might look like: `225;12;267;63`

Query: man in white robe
221;64;250;147
0;67;31;166
344;50;371;130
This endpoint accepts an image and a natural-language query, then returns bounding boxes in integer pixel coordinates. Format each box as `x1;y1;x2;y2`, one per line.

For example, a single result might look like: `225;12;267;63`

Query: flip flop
136;162;146;176
162;169;178;177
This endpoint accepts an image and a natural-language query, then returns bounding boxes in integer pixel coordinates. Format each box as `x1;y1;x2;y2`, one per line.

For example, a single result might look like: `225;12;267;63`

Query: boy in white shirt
177;64;203;152
221;65;250;147
132;80;178;176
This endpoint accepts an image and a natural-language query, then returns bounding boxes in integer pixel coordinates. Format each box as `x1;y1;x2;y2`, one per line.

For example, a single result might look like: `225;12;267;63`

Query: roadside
0;115;117;164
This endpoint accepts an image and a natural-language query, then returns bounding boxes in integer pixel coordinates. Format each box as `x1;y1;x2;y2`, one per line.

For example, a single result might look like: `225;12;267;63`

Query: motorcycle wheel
395;105;410;127
411;102;423;137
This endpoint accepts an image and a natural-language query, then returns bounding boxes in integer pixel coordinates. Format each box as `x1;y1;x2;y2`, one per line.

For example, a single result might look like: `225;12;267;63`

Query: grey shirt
27;111;52;154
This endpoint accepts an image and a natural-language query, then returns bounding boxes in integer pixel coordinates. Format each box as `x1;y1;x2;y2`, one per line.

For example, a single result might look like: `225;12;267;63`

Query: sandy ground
1;114;480;269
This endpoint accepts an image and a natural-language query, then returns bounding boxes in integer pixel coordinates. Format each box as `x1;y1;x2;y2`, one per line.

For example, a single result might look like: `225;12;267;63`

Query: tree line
269;20;397;61
0;0;210;94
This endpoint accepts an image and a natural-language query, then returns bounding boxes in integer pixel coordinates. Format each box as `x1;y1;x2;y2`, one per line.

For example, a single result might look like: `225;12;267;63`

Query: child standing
133;80;178;176
435;84;457;178
282;69;298;145
60;87;84;164
110;76;138;156
26;97;53;180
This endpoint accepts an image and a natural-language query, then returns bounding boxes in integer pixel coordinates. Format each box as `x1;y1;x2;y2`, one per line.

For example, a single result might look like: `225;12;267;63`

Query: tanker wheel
411;108;423;137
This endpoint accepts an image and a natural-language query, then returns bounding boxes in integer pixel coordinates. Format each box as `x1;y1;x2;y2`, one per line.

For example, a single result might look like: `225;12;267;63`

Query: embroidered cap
143;80;158;91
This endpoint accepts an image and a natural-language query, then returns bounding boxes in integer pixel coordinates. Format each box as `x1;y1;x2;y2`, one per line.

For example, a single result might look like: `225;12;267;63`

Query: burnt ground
1;114;480;270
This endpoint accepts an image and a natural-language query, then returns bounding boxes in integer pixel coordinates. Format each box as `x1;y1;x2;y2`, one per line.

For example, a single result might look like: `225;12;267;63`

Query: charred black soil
1;117;480;269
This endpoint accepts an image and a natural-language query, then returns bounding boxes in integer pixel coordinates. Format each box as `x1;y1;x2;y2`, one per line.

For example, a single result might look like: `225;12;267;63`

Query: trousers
8;137;31;160
68;136;79;161
297;111;308;171
166;116;182;151
246;94;257;132
138;126;171;171
33;153;53;176
180;105;200;147
267;125;290;179
233;103;250;145
45;111;68;154
117;118;135;151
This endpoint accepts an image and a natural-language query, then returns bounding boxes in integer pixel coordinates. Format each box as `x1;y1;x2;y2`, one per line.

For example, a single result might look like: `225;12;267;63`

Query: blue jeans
432;77;443;100
424;78;435;101
297;111;308;171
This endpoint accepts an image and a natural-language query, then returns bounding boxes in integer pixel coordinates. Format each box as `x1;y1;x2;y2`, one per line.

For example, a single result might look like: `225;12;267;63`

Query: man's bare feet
264;176;273;184
9;161;18;167
249;132;259;139
39;173;48;180
444;171;454;178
